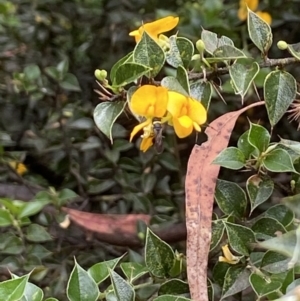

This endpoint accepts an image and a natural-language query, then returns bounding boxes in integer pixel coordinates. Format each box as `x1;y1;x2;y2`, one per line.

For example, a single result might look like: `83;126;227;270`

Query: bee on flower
129;85;207;152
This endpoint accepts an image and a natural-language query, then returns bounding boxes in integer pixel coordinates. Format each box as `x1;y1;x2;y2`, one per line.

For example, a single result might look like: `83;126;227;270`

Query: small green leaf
264;70;296;126
264;204;294;228
26;224;52;242
145;228;175;278
246;175;274;214
67;260;99;301
286;42;300;61
120;262;148;283
176;65;189;94
57;59;69;76
88;255;124;284
201;29;234;55
158;279;189;296
249;273;281;298
0;274;29;301
213;147;245;170
224;222;256;256
257;230;296;258
20;282;43;301
248;123;270;153
133;31;165;77
110;52;133;82
93;101;127;143
215;179;247;217
18;200;50;219
3;236;23;255
24;65;41;81
237;130;256;159
57;188;78;206
229;58;259;102
166;36;194;68
261;251;290;274
161;76;188;96
282;194;300;217
0;209;12;226
221;267;251;300
247;9;273;54
109;270;135;301
59;73;81;92
213;45;246;60
114;63;151;86
44;66;60;81
263;148;296;173
190;81;212;110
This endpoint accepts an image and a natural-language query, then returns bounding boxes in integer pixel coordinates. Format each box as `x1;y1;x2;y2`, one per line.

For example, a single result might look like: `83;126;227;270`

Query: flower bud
277;40;288;50
196;39;206;54
94;69;107;81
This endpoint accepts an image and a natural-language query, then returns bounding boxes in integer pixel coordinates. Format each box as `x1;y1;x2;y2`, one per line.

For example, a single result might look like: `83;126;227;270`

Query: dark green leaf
237;130;256;159
145;228;175;278
133;31;165;77
264;70;296;126
246;175;274;214
264;204;294;228
211;219;225;251
213;147;245;170
225;222;256;256
93;101;127;143
247;9;273;54
286;42;300;61
59;73;81;91
213;45;246;60
215;179;247;217
110;52;133;82
26;224;52;242
252;217;286;239
158;279;189;295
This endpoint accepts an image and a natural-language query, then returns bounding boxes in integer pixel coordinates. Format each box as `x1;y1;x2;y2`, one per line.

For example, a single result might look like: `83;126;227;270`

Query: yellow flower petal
129;16;179;43
130;119;152;141
167;91;188;118
256;11;272;25
188;98;207;126
173;117;193;138
219;244;240;265
244;0;258;11
140;136;154;152
130;85;168;117
8;161;27;176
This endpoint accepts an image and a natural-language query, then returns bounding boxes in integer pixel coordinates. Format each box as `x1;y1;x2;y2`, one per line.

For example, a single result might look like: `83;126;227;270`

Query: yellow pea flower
8;161;28;176
129;85;168;151
129;16;179;43
219;244;241;264
167;91;207;138
238;0;272;25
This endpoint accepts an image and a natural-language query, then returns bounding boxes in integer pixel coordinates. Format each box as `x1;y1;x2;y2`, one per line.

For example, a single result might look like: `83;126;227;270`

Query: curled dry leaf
185;101;264;301
62;207;186;247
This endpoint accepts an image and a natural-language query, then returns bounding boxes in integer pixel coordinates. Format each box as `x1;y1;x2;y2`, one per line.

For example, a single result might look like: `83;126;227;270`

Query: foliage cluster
1;0;300;301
